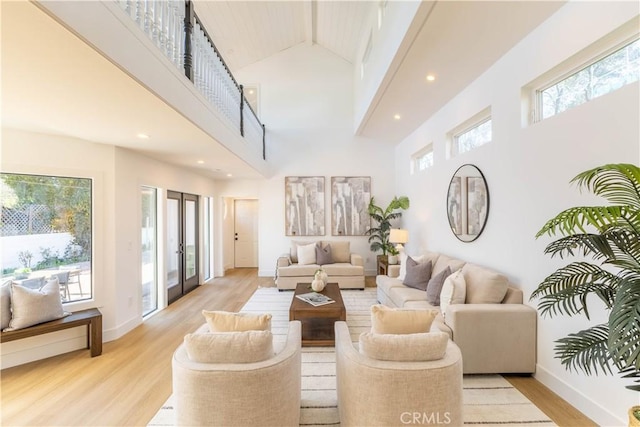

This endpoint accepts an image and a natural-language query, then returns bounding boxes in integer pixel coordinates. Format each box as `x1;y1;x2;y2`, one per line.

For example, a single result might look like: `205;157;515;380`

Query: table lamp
388;228;408;264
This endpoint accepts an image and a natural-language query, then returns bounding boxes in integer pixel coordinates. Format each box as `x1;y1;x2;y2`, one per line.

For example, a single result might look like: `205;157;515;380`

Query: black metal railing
117;0;266;160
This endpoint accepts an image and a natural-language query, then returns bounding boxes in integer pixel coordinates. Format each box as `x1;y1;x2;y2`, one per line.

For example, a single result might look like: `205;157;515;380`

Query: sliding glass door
141;186;157;316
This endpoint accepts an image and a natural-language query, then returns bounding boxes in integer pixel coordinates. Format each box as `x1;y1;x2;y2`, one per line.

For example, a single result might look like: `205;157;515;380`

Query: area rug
149;287;555;426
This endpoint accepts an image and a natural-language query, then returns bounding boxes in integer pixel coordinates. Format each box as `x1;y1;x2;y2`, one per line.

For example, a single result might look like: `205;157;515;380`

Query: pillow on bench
4;278;69;331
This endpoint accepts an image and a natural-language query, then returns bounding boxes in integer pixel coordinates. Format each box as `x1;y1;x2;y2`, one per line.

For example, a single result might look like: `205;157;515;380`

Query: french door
167;191;199;304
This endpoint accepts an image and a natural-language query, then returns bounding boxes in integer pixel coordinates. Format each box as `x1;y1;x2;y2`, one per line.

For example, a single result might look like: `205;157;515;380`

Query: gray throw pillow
315;243;334;265
426;266;451;306
4;278;69;331
402;257;432;291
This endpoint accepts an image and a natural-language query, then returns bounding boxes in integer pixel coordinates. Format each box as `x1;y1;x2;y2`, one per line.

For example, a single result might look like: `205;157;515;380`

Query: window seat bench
0;308;103;357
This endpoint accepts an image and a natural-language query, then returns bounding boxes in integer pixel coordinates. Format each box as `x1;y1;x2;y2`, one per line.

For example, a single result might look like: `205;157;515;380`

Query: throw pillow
440;270;466;317
461;263;509;304
289;240;312;263
184;330;274;363
359;331;449;362
16;277;45;290
315;243;334;265
5;278;69;331
370;304;437;335
1;281;11;330
398;253;424;281
202;310;272;332
402;258;432;291
426;266;451;306
328;241;350;263
297;242;317;265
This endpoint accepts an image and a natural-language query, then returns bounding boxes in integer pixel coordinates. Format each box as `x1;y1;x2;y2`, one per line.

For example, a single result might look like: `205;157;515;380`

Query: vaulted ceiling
2;1;566;180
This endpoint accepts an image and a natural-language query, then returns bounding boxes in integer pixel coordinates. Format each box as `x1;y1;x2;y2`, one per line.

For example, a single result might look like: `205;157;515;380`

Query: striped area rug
149;287;555;427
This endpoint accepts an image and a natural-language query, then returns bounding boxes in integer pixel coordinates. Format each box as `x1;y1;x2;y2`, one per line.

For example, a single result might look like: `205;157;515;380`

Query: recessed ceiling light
393;114;401;120
248;89;254;95
137;133;149;139
426;74;436;82
226;173;233;177
197;160;204;164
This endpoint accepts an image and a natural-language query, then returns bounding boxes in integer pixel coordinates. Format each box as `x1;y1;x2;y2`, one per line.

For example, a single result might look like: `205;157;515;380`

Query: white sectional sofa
276;240;365;290
376;251;537;374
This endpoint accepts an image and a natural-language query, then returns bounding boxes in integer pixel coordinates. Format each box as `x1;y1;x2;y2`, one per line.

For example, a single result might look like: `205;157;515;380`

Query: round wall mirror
446;164;489;242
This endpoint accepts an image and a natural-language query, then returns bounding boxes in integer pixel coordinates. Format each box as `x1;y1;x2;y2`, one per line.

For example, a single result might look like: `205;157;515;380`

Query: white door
234;199;258;268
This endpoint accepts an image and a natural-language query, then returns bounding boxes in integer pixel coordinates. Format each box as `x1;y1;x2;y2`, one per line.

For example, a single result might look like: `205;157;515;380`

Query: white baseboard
103;315;141;342
534;364;625;426
1;327;86;369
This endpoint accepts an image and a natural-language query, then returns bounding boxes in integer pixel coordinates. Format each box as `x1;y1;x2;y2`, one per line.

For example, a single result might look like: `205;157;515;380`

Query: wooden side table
377;257;389;275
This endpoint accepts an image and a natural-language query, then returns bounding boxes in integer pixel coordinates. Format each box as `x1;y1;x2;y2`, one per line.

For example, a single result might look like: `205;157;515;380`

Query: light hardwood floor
1;269;595;426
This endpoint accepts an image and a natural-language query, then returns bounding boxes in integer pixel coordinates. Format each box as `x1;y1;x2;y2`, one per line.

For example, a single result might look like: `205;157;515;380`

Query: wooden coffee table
289;283;346;347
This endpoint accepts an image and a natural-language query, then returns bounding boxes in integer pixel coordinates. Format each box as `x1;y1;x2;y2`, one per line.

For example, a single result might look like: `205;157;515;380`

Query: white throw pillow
440;269;466;317
202;310;272;332
397;253;424;281
5;278;68;331
359;331;449;362
1;281;12;330
184;330;274;363
370;304;437;335
297;242;317;265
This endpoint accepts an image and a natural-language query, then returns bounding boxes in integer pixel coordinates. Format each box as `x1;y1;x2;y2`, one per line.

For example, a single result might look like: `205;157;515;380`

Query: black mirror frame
446;164;490;243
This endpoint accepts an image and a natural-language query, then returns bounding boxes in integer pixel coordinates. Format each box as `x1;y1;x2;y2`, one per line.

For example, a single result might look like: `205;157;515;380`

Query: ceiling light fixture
393;114;401;120
426;74;436;82
226;173;233;177
197;160;204;164
137;133;149;139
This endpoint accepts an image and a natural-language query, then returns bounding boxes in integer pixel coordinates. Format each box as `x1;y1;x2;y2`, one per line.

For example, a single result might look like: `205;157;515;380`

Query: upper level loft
3;0;271;180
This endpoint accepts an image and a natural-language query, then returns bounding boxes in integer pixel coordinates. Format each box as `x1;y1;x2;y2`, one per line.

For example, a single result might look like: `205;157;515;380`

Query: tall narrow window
0;173;92;303
141;186;157;316
536;37;639;121
203;196;213;281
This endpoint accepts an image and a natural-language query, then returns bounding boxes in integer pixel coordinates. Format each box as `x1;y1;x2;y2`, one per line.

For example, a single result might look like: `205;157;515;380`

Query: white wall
223;43;396;276
1;129;218;367
394;2;640;425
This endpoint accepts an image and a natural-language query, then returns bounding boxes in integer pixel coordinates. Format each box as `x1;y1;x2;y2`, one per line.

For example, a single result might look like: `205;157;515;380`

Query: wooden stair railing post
183;0;194;82
240;84;245;137
262;124;266;160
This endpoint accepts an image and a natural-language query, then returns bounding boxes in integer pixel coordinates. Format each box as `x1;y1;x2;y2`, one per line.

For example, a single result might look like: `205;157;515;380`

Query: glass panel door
167;191;199;304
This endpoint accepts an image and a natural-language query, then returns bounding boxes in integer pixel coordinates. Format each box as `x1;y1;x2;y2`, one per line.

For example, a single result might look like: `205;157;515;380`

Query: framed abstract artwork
446;176;463;235
284;176;325;236
466;176;488;236
331;176;371;236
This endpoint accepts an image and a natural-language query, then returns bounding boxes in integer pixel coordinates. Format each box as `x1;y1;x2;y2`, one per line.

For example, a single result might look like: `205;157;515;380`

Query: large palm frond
531;262;618;318
532;163;640;391
571;163;640;210
555;324;614;376
609;279;640;373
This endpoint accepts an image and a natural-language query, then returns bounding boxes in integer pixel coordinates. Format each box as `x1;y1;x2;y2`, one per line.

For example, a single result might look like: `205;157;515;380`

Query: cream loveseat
376;251;537;374
276;240;365;290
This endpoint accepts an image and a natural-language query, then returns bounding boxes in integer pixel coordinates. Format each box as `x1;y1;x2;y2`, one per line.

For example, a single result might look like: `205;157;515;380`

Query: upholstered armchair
334;321;463;427
172;321;302;426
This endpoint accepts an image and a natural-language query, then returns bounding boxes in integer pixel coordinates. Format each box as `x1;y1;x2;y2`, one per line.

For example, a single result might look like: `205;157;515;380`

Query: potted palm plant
531;164;640;406
365;196;410;262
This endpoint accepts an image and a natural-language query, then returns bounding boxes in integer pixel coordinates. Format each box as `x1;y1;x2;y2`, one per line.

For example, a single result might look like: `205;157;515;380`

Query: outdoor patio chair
49;271;70;301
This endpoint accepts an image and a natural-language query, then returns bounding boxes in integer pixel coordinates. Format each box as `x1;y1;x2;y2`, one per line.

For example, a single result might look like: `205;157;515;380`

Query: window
449;108;492;157
141;186;157;317
535;37;639;121
1;173;92;303
411;144;434;174
203;196;213;281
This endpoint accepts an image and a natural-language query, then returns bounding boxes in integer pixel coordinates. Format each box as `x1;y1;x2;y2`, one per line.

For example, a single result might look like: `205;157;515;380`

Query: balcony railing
116;0;266;160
